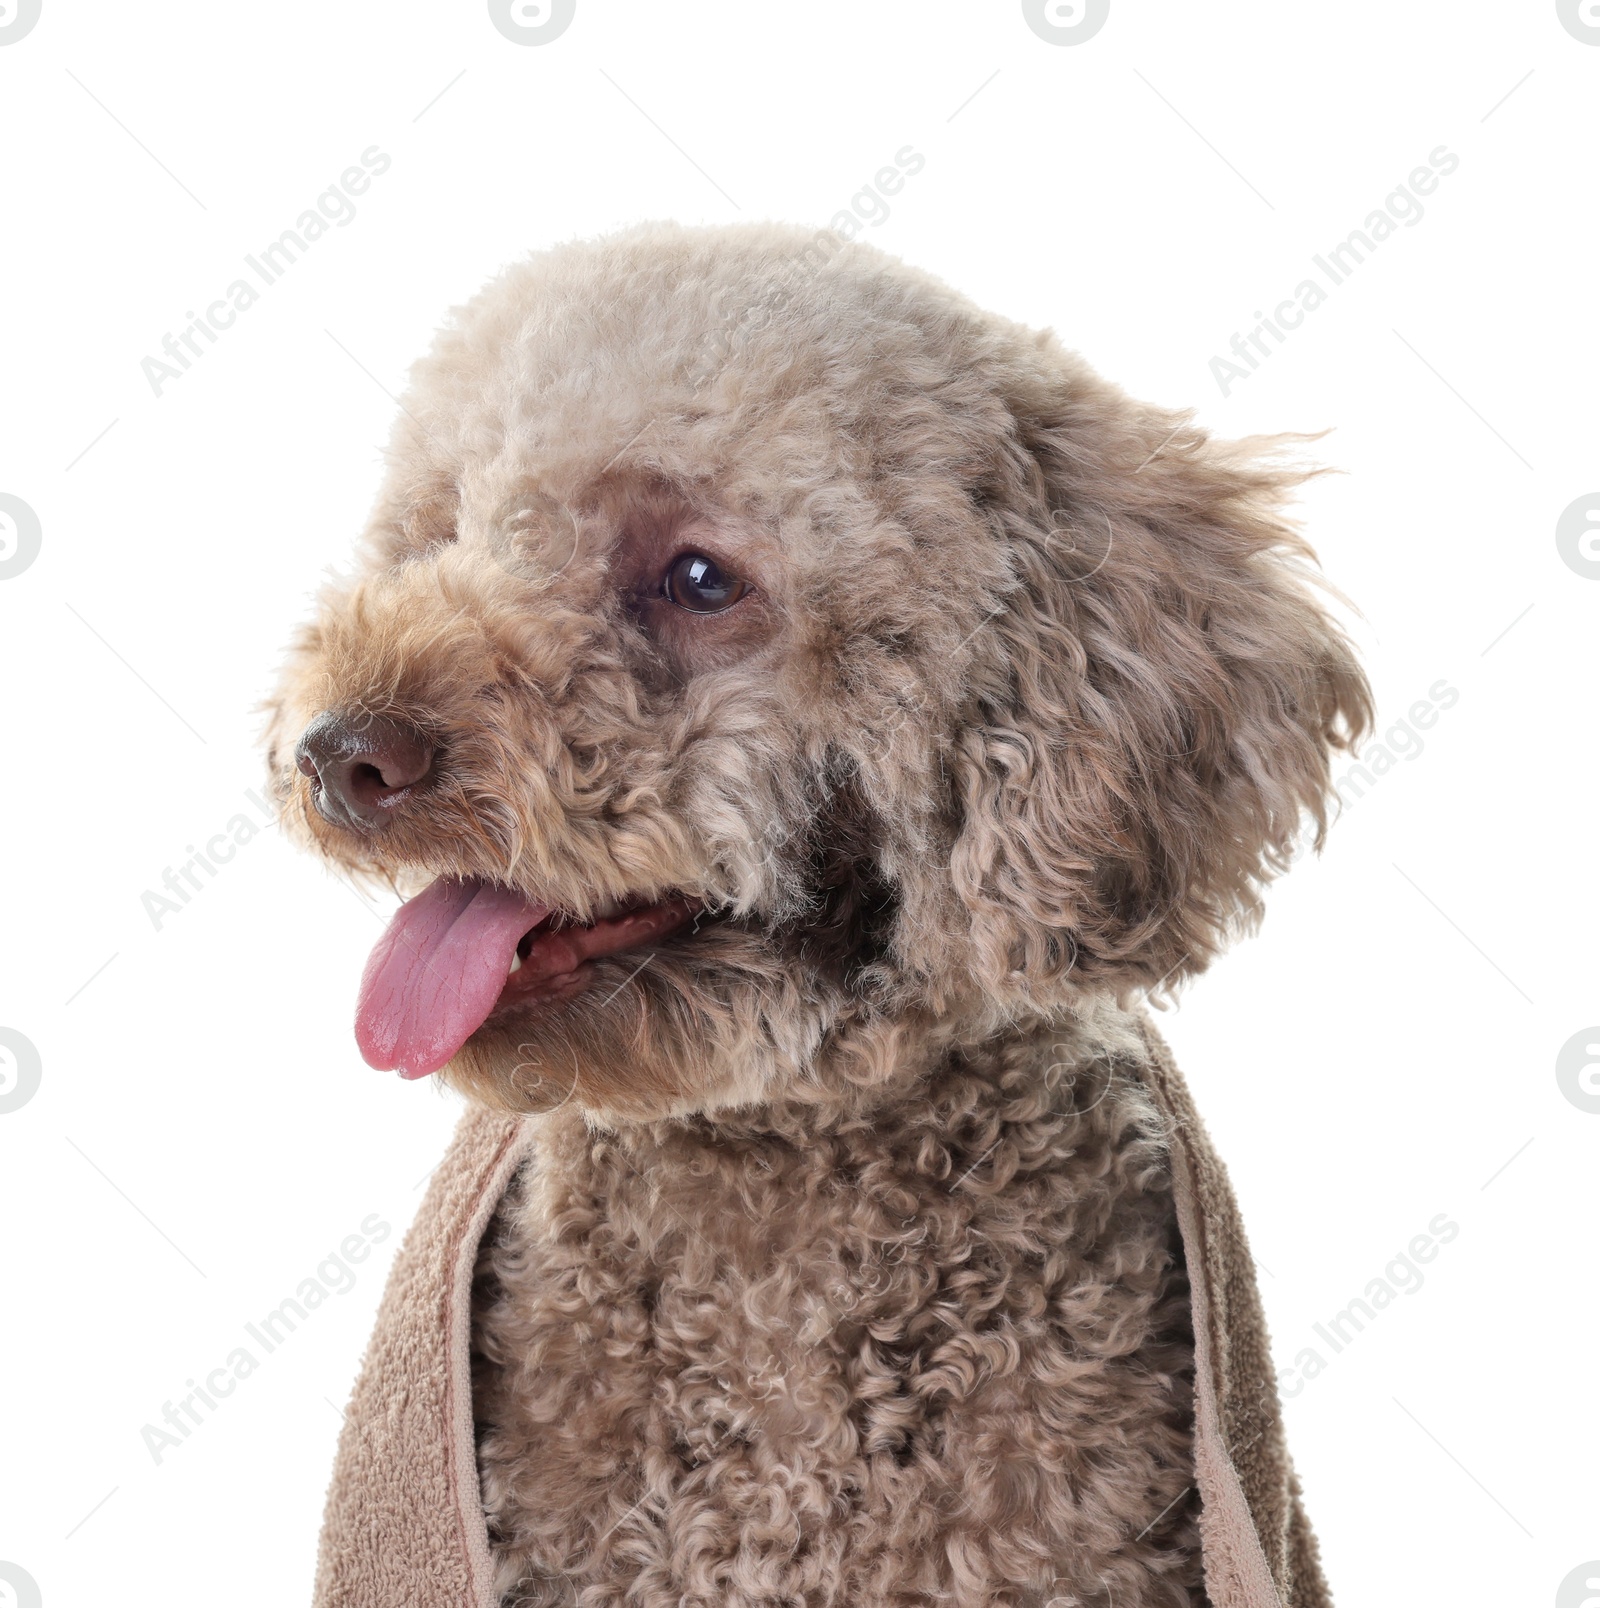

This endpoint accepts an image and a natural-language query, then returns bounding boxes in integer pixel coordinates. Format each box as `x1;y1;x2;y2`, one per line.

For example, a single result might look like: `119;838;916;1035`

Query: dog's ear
944;354;1372;1004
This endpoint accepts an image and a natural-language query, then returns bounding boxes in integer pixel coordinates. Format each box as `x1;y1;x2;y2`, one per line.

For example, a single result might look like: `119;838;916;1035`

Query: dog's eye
663;552;748;613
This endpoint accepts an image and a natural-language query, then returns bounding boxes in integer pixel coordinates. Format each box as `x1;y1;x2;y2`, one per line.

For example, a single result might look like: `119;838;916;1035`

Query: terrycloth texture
312;1020;1329;1608
1134;1022;1331;1608
312;1113;532;1608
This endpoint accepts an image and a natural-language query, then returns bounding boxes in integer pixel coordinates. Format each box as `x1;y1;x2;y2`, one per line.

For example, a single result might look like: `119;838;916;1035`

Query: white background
1;2;1596;1604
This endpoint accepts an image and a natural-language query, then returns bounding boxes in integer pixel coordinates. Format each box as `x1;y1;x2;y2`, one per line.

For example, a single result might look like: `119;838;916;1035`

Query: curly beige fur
268;222;1369;1606
473;1013;1202;1607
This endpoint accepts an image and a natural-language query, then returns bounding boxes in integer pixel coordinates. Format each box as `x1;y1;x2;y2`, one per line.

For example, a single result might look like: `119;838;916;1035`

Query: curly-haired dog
268;222;1370;1607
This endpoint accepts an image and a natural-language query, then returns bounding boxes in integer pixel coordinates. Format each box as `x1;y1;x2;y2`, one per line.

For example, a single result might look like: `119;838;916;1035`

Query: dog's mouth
355;876;703;1080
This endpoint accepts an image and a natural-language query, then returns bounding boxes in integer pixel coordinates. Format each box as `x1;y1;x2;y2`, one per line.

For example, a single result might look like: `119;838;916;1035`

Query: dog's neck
564;994;1145;1153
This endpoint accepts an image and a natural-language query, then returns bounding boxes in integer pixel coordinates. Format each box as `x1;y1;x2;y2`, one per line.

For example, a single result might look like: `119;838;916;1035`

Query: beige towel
312;1019;1330;1607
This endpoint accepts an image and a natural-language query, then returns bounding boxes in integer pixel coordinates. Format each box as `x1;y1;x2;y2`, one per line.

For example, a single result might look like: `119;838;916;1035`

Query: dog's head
266;222;1370;1121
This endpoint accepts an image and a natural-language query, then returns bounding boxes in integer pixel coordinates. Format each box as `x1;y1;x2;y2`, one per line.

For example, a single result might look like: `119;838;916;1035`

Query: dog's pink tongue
355;877;548;1080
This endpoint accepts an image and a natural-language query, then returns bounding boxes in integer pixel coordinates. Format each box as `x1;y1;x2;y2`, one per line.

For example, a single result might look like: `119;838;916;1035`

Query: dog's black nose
294;711;435;829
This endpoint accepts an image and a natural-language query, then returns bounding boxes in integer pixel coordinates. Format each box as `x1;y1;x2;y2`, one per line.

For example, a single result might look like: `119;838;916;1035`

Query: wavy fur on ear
948;356;1372;1005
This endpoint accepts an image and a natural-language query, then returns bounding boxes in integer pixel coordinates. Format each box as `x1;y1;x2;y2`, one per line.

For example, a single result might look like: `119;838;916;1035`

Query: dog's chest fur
472;1031;1204;1608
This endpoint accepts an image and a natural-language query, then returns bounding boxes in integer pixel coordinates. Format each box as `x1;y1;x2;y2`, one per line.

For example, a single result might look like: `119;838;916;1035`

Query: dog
268;222;1370;1607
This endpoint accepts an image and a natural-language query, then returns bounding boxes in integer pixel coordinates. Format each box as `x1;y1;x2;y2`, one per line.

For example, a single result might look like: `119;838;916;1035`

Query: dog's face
266;223;1370;1122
